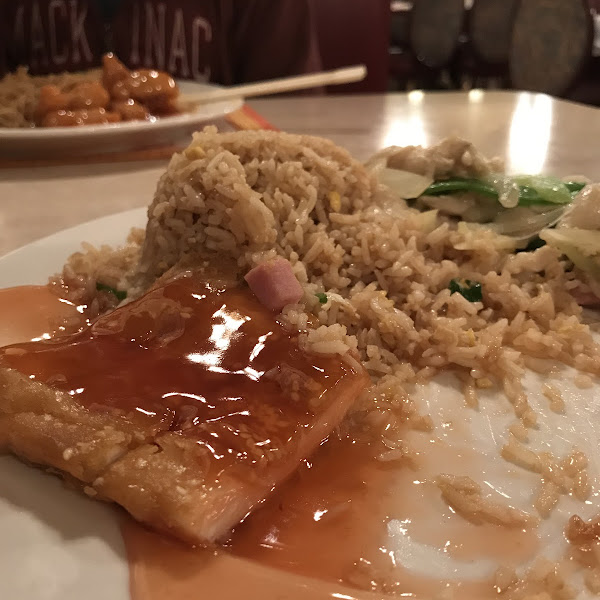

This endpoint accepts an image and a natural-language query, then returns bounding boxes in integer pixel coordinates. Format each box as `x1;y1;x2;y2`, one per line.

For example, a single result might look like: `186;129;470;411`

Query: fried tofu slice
0;270;368;545
0;367;151;483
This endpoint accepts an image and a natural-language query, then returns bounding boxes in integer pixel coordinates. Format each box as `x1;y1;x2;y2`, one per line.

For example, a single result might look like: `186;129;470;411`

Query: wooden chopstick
178;65;367;109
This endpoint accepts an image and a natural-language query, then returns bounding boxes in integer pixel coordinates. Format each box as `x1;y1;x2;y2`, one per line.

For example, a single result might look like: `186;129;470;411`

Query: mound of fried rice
53;127;600;431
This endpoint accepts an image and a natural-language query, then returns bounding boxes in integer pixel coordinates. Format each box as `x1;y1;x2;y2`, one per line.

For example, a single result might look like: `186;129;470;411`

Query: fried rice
53;128;600;436
0;66;100;128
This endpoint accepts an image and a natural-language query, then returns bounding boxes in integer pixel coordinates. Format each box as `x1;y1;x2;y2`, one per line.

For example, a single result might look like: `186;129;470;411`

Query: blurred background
322;0;600;106
1;0;599;106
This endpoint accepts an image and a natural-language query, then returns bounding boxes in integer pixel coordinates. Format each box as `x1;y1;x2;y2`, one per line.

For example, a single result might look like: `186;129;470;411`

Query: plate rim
0;207;147;265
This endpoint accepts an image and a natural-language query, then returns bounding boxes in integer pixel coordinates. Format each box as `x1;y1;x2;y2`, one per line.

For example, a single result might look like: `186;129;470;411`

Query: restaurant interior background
318;0;600;106
2;0;599;106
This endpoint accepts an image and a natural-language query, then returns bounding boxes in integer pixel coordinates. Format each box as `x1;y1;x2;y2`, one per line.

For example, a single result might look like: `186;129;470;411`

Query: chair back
410;0;465;69
470;0;519;65
510;0;593;96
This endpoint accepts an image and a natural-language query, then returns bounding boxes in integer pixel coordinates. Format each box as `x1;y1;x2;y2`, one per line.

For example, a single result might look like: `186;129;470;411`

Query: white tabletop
1;91;599;257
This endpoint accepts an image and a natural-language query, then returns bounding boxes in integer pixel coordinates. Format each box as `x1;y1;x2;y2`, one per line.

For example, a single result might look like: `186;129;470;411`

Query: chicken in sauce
34;54;180;127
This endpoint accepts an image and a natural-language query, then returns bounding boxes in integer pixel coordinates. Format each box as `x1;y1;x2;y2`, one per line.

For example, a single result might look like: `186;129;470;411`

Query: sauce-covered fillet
0;270;368;545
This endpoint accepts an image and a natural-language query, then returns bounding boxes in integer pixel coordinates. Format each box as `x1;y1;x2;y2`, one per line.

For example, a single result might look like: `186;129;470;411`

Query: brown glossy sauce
122;518;370;600
0;284;540;599
227;436;536;593
0;285;85;347
122;433;537;600
0;274;353;469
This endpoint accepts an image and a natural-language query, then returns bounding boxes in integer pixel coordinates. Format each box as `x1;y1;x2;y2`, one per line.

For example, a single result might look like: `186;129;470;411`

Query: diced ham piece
244;258;303;311
571;288;600;307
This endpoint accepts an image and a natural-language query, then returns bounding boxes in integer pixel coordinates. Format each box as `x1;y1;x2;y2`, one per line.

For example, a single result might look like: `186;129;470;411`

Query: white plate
0;210;370;600
0;82;242;160
0;210;599;600
0;210;145;600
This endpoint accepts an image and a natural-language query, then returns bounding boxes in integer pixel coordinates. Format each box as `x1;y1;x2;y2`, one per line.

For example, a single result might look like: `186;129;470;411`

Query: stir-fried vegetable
96;282;127;301
487;174;520;208
542;228;600;258
315;292;328;304
375;164;590;249
541;228;600;284
448;279;483;302
513;175;582;206
490;206;564;240
422;175;584;208
378;168;433;199
423;178;498;199
565;181;587;194
516;237;546;253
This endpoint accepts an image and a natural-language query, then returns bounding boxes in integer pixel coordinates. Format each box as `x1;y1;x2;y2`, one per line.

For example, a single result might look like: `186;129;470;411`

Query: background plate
0;82;242;160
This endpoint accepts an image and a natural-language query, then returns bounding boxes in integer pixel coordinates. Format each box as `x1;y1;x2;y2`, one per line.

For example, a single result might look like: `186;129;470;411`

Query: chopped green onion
96;282;127;301
315;292;328;304
448;279;483;303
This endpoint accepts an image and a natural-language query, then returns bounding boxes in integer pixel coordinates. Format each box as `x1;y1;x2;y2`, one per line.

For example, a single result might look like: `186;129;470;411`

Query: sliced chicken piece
560;184;600;231
0;269;367;545
245;258;304;311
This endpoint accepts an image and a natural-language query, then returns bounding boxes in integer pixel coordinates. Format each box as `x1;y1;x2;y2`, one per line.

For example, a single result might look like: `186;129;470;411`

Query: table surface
1;90;599;258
